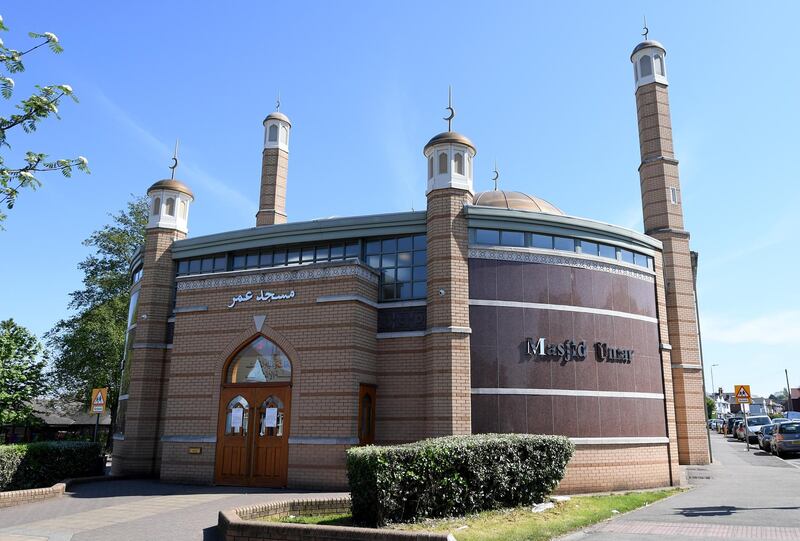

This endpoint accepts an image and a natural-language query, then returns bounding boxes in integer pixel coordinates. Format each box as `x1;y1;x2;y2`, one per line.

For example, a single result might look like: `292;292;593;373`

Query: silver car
772;422;800;458
743;416;772;444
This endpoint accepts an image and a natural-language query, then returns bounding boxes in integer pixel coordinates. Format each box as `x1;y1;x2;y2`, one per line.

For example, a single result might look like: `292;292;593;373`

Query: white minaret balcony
263;112;291;153
631;41;668;89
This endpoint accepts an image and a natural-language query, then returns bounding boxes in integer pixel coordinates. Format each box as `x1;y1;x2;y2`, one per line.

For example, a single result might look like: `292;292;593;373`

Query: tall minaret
632;37;709;464
422;90;475;436
114;175;194;476
256;103;291;226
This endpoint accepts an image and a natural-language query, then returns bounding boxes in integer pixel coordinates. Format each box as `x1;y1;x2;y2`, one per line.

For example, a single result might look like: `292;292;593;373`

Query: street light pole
787;369;793;413
711;363;719;418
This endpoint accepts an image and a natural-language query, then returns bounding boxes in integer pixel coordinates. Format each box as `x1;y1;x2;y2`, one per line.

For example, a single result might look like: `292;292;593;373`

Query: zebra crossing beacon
112;33;709;491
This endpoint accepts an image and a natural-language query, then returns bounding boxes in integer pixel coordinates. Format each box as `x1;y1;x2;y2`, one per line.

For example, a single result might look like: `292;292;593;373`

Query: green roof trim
171;211;427;259
465;206;662;254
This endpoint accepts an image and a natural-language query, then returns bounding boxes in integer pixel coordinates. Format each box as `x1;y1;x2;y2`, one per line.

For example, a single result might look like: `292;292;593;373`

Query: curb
0;474;133;509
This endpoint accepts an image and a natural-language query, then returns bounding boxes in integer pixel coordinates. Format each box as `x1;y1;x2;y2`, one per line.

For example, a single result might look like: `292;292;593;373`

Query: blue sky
0;2;798;399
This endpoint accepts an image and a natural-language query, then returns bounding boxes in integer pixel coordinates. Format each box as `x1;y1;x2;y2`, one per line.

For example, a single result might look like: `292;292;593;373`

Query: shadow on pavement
66;478;324;499
676;505;800;517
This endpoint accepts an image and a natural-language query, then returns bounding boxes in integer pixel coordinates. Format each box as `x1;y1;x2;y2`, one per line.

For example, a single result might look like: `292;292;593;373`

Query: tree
0;14;89;228
705;395;716;420
0;319;47;426
47;196;147;440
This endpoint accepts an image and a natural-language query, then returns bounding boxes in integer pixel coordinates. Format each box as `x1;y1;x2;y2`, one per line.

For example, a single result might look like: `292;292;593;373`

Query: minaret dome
146;179;193;234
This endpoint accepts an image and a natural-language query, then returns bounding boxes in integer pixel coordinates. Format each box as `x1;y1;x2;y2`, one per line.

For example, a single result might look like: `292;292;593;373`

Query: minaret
422;90;475;436
114;168;193;476
256;101;291;226
632;37;710;464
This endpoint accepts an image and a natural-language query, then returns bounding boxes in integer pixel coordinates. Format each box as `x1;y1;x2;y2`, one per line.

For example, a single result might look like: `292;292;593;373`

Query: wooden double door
215;385;291;487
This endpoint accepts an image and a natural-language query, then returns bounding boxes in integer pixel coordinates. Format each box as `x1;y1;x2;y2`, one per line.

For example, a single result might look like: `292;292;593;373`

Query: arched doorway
215;335;292;487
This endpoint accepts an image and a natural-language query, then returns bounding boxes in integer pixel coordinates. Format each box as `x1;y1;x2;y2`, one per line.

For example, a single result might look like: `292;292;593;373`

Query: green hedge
346;433;575;526
0;441;104;491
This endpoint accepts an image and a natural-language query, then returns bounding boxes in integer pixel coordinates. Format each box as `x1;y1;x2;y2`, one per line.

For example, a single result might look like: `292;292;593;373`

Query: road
560;429;800;540
0;479;344;541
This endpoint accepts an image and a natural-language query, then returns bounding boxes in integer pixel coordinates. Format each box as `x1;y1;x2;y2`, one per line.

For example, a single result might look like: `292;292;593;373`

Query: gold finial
642;16;649;40
491;161;499;191
443;85;455;132
169;139;179;180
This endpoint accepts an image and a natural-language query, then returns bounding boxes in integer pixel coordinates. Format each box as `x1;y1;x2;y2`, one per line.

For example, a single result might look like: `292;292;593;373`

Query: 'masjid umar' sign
525;337;634;365
228;290;296;308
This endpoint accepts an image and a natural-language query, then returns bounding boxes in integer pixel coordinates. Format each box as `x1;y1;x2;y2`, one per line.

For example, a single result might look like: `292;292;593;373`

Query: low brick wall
0;474;124;509
219;496;454;541
0;482;66;508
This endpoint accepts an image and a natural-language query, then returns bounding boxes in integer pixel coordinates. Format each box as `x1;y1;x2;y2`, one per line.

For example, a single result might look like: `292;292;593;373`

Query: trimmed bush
346;433;574;526
0;441;104;491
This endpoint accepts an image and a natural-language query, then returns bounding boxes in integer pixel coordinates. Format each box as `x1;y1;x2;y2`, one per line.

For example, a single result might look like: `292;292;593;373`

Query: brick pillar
256;146;288;226
424;188;472;436
114;227;184;475
633;41;709;465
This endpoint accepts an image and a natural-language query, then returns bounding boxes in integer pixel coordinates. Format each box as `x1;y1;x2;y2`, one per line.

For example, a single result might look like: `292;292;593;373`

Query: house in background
0;399;111;444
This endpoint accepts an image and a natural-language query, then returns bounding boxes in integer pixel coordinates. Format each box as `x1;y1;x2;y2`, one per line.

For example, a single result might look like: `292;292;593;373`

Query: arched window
152;197;161;215
654;54;665;76
227;336;292;383
179;200;187;219
358;384;376;445
258;395;284;437
467;154;472;177
280;125;288;145
639;55;653;77
428;156;433;179
165;197;176;216
224;395;249;435
633;62;638;80
438;152;448;175
268;124;278;142
454;152;464;175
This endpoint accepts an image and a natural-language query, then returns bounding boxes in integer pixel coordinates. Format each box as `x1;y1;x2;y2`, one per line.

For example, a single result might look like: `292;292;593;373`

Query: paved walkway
0;479;345;541
560;430;800;540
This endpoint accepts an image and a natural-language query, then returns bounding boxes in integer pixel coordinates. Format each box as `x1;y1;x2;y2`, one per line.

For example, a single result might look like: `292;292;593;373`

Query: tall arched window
152;197;161;215
268;124;278;142
639;55;653;77
467;154;472;177
165;197;176;216
179;200;187;219
438;152;448;175
454;152;464;175
654;54;665;76
227;336;292;383
280;125;288;144
428;156;433;179
633;62;638;80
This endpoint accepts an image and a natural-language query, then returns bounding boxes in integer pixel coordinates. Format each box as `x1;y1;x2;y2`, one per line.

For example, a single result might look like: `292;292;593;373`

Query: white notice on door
231;408;244;429
264;407;278;428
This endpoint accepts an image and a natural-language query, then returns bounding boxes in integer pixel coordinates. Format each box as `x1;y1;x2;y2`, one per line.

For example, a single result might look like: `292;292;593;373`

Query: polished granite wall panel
468;258;667;439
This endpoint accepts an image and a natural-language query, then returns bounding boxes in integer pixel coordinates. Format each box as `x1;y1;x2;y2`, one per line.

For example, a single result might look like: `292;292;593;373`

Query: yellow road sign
91;387;108;414
734;384;751;404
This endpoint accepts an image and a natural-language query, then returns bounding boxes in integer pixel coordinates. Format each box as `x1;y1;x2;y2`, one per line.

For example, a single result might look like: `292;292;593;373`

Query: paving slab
0;479;345;541
559;431;800;540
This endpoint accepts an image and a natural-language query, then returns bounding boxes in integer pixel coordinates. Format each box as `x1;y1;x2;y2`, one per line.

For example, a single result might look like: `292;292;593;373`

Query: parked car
758;424;776;451
772;422;800;458
727;417;741;436
773;418;792;426
743;416;772;443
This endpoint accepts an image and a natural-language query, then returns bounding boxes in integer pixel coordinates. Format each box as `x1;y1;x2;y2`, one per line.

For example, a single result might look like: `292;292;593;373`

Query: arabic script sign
228;289;296;308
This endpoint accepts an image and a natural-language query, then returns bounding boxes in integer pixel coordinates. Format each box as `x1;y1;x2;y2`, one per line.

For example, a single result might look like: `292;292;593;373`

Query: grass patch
260;489;681;540
276;513;354;526
394;489;681;541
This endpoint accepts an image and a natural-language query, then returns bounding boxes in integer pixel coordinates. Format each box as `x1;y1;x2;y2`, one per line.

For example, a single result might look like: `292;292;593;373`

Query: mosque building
112;35;709;492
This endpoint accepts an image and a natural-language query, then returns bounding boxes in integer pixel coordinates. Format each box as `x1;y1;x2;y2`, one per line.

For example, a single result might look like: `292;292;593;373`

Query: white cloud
92;89;255;216
703;310;800;345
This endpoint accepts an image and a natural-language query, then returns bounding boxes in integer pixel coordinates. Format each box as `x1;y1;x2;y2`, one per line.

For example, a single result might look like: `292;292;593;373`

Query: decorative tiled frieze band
177;264;378;291
469;299;658;323
471;388;665;400
288;436;359;445
468;247;655;283
161;435;217;443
